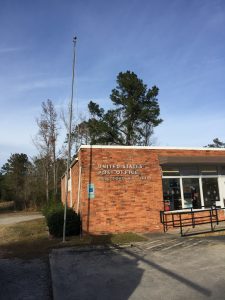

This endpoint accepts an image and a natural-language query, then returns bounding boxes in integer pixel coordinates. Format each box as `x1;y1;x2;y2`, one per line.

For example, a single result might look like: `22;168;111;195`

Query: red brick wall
70;160;80;211
62;147;225;234
78;148;163;234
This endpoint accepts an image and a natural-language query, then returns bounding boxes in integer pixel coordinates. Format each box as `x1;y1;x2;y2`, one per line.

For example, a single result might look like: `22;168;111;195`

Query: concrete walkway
0;212;43;225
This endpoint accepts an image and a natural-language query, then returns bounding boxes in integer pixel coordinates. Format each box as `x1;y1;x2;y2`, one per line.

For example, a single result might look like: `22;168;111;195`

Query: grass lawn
0;218;146;259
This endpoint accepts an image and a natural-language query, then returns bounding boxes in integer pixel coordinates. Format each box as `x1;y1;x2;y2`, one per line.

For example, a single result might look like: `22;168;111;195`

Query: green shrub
45;206;81;237
42;201;63;218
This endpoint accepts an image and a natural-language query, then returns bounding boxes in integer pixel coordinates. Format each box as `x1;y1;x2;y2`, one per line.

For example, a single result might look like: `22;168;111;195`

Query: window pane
182;178;201;209
202;178;219;208
162;178;182;211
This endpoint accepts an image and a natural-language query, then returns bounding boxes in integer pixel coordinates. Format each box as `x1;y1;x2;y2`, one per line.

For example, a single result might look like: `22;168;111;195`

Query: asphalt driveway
0;212;43;225
0;212;50;300
50;235;225;300
0;258;52;300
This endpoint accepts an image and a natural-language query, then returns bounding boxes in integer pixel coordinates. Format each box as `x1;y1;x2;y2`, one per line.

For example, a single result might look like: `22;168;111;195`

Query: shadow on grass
0;237;60;259
89;232;146;245
0;232;146;259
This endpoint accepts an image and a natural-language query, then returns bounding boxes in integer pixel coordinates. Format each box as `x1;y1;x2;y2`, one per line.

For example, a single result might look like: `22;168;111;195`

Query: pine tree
1;153;31;209
206;138;225;148
86;71;162;145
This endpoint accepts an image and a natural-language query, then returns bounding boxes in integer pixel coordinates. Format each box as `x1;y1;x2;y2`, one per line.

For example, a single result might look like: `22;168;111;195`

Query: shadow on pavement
116;245;211;297
50;235;213;300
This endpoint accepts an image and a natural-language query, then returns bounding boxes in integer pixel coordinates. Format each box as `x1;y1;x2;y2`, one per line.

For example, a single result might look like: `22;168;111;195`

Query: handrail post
172;213;174;227
163;212;166;232
210;207;214;232
179;213;183;236
165;213;168;232
216;207;219;225
191;207;195;228
160;211;162;223
161;211;166;233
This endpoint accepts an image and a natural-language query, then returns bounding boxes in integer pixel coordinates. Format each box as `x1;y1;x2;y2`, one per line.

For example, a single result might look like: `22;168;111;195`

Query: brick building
61;145;225;234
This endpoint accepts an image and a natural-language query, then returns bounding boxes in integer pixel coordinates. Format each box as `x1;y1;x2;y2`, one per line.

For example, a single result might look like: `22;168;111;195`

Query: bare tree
34;99;59;203
61;107;91;157
71;119;90;154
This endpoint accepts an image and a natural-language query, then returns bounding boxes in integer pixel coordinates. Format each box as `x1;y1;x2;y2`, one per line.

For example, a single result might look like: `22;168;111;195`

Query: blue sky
1;0;225;166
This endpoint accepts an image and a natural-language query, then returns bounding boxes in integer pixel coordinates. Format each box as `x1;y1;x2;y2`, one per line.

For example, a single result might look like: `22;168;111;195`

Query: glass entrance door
182;178;201;209
202;178;219;208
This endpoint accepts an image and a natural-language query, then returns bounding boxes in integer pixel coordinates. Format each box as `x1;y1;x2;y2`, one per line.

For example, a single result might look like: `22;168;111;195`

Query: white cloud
0;47;24;53
16;77;70;92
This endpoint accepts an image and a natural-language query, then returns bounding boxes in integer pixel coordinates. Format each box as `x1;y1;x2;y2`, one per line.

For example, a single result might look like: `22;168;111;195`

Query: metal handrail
160;206;225;236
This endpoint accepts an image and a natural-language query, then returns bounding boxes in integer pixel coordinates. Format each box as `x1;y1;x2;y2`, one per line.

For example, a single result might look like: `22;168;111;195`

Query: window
202;178;219;208
182;178;201;209
163;178;182;211
162;164;222;210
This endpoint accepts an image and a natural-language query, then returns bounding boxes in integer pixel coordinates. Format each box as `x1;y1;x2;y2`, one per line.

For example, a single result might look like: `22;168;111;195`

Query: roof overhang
79;145;225;151
159;156;225;165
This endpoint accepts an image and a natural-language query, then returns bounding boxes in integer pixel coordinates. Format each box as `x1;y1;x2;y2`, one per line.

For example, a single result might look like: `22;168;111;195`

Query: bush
45;205;81;237
42;201;63;218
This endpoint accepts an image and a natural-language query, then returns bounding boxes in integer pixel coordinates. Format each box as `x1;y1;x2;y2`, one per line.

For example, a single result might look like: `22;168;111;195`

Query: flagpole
63;36;77;242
